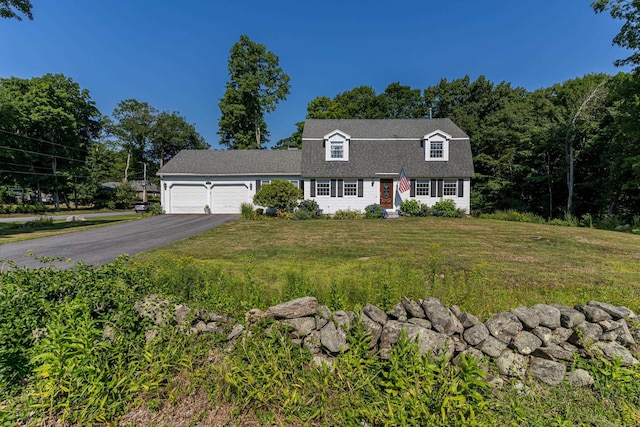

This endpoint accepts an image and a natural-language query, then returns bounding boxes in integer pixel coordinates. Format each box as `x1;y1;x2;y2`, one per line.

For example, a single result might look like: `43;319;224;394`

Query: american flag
398;168;411;193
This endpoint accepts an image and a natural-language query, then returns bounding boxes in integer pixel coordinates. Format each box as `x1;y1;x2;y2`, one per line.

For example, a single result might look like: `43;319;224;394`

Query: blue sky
0;0;631;149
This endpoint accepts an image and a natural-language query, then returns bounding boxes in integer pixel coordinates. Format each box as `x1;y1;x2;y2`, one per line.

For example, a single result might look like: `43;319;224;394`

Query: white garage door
211;184;248;213
170;184;208;214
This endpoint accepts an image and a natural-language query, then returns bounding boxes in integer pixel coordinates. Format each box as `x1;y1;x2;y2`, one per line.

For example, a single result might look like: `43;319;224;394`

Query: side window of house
316;181;330;196
289;180;299;187
416;180;429;196
261;180;271;186
443;179;457;196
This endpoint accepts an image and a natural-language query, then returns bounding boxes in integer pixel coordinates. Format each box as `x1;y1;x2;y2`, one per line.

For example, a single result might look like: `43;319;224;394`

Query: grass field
136;216;640;317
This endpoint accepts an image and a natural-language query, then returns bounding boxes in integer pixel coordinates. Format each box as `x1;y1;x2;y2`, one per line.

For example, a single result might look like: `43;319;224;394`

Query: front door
379;179;393;209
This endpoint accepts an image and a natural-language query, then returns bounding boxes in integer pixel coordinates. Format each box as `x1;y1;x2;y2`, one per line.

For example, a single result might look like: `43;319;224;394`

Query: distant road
0;211;136;223
0;214;239;270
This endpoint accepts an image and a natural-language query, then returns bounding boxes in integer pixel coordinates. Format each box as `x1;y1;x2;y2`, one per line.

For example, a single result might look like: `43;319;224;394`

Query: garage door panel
170;185;207;214
211;185;247;213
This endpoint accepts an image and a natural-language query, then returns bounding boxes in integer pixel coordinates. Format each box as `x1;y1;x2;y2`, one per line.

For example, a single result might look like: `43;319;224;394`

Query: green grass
135;217;640;317
0;215;142;244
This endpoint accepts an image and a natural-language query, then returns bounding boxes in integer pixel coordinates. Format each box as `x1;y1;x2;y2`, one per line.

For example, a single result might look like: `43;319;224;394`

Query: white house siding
305;178;378;215
305;178;471;215
160;176;302;214
398;178;471;214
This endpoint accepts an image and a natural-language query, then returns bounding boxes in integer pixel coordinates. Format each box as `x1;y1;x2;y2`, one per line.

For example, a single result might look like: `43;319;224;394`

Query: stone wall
134;295;639;387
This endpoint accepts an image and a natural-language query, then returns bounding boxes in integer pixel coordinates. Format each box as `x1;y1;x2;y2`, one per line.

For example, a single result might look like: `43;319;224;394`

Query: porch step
386;211;400;219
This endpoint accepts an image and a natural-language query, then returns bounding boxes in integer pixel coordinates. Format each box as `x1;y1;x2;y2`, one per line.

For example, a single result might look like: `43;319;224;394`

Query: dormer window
331;141;344;159
424;130;450;161
324;130;350;161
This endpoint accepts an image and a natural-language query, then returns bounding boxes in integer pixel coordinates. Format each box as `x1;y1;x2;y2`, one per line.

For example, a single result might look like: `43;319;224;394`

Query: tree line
0;74;208;209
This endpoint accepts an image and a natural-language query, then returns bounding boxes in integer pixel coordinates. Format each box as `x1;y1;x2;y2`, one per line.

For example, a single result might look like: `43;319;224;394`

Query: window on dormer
324;130;350;161
430;141;443;158
331;141;344;159
424;130;450;161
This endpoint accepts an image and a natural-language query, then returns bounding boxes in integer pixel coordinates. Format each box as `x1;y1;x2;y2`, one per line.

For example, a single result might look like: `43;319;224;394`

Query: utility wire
0;128;88;153
0;145;85;163
0;169;91;178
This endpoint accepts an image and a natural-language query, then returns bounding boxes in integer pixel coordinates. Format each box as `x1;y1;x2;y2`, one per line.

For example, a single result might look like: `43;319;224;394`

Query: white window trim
423;130;450;162
324;129;350;161
316;180;330;197
416;180;429;196
443;179;457;196
343;180;357;197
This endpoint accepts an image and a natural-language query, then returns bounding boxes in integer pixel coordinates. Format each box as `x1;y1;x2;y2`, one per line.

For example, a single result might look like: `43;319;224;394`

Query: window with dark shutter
358;179;364;197
300;180;304;198
338;179;343;197
431;179;437;197
410;179;416;197
458;179;464;197
310;179;316;197
438;179;443;197
330;179;336;197
256;180;261;192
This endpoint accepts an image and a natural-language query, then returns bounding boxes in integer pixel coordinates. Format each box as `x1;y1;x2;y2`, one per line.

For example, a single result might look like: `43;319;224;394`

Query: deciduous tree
0;0;32;20
218;35;290;149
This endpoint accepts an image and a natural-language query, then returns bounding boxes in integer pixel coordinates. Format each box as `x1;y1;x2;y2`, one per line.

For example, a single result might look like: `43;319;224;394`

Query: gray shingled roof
157;119;474;179
302;118;469;140
157;149;302;176
301;119;474;178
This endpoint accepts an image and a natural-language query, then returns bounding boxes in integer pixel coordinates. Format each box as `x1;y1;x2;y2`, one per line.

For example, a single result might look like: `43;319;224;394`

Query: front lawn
135;217;640;317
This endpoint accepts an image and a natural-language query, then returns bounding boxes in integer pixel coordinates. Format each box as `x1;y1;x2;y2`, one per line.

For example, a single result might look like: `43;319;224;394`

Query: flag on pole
398;168;411;193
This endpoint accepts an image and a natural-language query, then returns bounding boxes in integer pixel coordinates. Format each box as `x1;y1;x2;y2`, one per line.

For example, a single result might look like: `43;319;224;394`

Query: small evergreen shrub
253;180;302;213
334;209;361;220
298;199;319;214
364;204;387;219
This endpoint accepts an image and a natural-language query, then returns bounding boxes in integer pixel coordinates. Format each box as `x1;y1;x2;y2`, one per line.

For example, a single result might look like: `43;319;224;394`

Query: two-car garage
165;183;248;214
157;149;303;214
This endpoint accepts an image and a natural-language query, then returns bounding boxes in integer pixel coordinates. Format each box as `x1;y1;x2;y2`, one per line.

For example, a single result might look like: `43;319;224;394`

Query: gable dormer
423;130;450;162
324;129;350;161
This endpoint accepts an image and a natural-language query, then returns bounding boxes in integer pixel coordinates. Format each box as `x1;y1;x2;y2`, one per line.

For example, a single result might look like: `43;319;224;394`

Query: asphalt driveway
0;214;239;270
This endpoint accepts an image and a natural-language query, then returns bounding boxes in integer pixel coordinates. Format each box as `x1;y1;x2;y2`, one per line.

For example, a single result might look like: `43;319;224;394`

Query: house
156;118;474;214
101;180;161;200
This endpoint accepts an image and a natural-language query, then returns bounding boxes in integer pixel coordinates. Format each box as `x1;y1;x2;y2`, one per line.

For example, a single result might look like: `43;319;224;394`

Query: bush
253;180;302;213
148;203;164;215
431;200;464;218
334;209;361;220
399;200;428;217
364;204;387;219
298;199;319;215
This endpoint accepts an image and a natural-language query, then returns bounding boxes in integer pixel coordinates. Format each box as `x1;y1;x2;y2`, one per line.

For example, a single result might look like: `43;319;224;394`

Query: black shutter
310;179;316;197
431;179;437;197
300;180;304;198
330;179;337;197
438;179;443;197
256;180;261;192
338;179;343;197
410;179;416;197
357;179;364;197
458;179;464;197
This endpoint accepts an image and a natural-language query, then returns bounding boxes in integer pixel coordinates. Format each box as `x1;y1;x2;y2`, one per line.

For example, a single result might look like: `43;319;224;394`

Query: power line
1;161;53;172
0;128;88;153
0;145;85;163
0;169;91;178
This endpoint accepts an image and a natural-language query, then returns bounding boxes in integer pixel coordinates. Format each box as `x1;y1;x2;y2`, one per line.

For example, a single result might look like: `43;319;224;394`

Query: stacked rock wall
135;295;639;387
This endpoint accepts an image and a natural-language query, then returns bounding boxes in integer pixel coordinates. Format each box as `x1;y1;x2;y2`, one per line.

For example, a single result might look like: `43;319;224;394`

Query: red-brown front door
379;179;393;209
